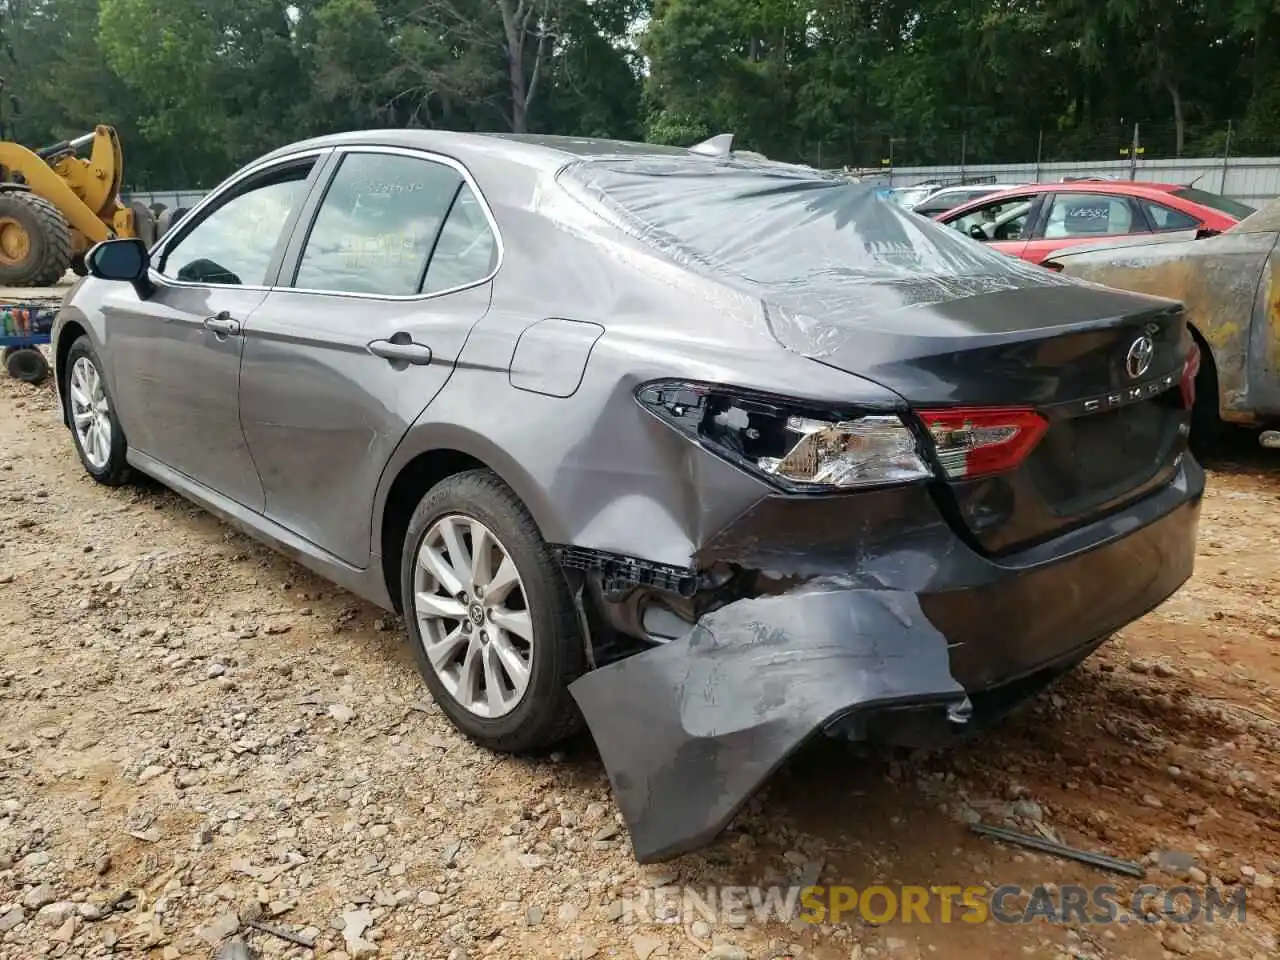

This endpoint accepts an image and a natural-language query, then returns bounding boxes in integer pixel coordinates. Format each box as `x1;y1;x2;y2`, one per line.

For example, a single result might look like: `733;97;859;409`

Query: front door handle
367;338;432;365
203;311;241;336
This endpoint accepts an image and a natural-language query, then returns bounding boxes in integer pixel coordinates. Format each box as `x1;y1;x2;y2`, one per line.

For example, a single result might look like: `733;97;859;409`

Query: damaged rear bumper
569;457;1204;863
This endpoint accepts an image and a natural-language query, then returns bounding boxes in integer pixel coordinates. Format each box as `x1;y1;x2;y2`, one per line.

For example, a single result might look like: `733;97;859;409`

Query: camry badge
1125;335;1155;379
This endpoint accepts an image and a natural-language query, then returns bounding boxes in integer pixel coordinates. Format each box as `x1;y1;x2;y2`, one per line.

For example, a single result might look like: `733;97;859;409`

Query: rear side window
422;185;499;294
1141;201;1200;231
293;153;462;296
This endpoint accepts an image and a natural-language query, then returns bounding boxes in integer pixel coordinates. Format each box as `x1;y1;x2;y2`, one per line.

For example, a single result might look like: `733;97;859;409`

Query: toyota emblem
1125;335;1155;379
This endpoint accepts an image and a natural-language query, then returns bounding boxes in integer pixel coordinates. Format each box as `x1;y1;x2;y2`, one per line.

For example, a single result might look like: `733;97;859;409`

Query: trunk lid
771;282;1192;555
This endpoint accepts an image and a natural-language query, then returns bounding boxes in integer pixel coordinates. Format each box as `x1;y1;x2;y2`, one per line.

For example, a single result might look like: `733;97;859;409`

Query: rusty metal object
969;823;1147;878
1049;202;1280;426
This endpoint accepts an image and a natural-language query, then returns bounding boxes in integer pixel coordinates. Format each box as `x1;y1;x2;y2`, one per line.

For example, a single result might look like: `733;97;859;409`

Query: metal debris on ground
245;918;315;948
969;823;1147;878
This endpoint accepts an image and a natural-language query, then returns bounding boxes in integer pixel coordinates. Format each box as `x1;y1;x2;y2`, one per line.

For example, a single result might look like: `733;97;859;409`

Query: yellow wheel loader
0;125;156;287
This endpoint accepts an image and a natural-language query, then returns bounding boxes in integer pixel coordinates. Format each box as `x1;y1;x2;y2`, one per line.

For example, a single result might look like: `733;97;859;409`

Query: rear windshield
554;156;1057;292
1172;187;1255;220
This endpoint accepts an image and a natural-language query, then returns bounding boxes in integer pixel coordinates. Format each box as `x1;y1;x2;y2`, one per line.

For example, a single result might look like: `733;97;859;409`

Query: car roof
939;180;1190;216
254;129;719;174
927;183;1022;195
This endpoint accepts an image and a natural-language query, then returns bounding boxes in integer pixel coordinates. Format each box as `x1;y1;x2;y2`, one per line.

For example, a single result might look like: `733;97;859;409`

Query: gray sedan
54;130;1203;863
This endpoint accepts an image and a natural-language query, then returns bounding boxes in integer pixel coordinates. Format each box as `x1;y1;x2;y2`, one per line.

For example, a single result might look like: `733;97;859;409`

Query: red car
935;181;1252;266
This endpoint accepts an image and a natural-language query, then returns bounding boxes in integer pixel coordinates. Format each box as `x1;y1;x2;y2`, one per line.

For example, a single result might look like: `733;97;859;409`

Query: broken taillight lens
636;380;932;492
918;407;1048;480
754;415;932;488
1179;340;1200;409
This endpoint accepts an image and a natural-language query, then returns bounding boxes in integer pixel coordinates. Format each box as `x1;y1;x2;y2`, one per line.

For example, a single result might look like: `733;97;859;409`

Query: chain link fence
790;120;1245;172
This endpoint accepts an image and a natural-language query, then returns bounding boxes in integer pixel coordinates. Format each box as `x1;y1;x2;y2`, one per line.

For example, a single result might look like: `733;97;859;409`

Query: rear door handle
202;311;241;336
367;338;433;365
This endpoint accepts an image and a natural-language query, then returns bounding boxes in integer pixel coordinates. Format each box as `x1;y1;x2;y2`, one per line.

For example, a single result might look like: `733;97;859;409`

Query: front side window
948;197;1034;242
1042;194;1136;239
160;163;313;286
293;152;463;296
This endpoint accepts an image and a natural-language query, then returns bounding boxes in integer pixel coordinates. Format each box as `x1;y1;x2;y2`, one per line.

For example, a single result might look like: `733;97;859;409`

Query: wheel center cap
468;603;485;626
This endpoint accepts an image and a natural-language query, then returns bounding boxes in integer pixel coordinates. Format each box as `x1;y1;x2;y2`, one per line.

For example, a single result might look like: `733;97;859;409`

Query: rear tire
400;470;586;753
129;200;157;248
1189;336;1223;458
0;191;72;286
156;206;188;240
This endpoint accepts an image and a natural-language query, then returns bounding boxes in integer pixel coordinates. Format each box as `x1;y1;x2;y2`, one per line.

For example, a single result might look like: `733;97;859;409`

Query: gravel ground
0;372;1278;960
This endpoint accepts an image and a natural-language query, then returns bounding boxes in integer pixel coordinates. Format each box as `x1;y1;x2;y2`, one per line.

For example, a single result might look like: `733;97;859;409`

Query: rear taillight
637;380;934;491
1180;340;1201;409
918;407;1049;480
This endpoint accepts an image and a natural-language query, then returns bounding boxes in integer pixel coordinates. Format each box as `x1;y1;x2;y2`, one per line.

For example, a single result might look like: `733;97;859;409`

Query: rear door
1021;192;1150;264
237;147;500;567
940;194;1043;261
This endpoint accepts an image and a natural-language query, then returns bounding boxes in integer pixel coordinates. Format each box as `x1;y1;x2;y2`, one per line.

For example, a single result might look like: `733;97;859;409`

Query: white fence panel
127;156;1280;211
125;189;209;210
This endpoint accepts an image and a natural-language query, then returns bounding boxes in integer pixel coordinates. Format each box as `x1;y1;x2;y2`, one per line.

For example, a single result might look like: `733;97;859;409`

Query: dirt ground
0;370;1277;960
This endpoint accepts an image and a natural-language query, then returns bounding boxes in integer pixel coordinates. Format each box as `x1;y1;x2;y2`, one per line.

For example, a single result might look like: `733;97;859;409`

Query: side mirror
86;238;153;298
968;224;987;241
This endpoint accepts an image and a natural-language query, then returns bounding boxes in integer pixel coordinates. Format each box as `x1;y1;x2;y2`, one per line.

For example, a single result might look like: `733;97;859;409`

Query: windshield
1173;187;1255;221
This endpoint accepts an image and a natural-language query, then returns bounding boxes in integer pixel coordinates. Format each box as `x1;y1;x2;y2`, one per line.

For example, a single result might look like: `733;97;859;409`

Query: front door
104;153;328;510
238;148;500;566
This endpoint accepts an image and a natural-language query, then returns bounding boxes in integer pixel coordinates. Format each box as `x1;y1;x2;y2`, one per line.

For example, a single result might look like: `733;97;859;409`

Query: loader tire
0;191;72;286
129;200;158;248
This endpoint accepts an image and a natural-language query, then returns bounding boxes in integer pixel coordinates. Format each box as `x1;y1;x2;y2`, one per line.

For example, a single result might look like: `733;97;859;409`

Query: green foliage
641;0;1275;168
0;0;1278;186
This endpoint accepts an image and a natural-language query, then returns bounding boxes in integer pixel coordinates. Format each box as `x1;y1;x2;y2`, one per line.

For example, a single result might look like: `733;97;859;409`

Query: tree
0;0;1278;191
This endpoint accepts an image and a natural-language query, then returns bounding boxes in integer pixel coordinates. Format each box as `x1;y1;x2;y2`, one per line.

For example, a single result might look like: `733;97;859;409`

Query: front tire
64;336;130;486
400;470;586;753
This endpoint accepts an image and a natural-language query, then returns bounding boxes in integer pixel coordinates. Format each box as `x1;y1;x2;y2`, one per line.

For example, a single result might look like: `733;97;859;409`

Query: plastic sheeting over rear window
554;156;1076;349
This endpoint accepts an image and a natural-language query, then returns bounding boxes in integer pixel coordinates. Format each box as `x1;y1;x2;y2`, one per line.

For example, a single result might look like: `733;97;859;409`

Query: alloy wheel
413;514;534;719
69;356;112;470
